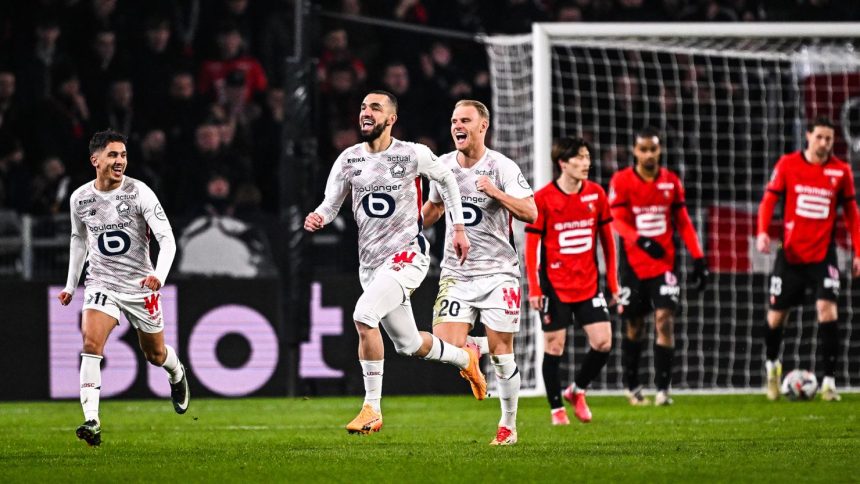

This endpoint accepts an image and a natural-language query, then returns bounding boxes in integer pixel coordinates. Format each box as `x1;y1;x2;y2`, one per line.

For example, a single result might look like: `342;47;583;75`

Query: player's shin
542;353;563;409
492;353;519;430
80;353;103;423
422;334;471;368
621;336;643;390
162;344;184;383
573;349;610;391
818;320;838;377
654;344;674;391
360;360;384;412
765;324;784;362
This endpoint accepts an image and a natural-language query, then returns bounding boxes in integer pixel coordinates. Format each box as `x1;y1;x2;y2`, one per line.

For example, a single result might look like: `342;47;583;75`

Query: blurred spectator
29;156;69;215
14;17;72;109
93;78;142;141
317;28;367;88
320;62;362;136
391;0;429;24
127;129;168;197
132;16;184;115
79;29;128;107
170;0;202;57
380;61;426;139
67;0;129;60
258;0;295;86
216;70;262;139
160;70;205;146
36;69;90;177
252;87;285;211
198;22;268;104
0;69;24;141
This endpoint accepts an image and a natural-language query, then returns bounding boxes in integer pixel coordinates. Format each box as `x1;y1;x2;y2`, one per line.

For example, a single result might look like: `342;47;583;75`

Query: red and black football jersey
763;151;856;264
609;166;703;279
525;180;612;303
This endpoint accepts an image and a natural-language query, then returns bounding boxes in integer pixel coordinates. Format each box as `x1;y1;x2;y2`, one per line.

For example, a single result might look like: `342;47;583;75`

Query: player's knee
624;319;644;340
393;333;423;356
81;339;101;355
591;338;612;352
353;301;381;328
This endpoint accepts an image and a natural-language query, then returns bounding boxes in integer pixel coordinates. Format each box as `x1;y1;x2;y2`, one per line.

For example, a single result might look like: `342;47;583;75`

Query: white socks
492;353;519;430
466;336;489;356
80;353;103;423
423;335;471;369
822;375;836;389
162;345;184;384
361;359;384;412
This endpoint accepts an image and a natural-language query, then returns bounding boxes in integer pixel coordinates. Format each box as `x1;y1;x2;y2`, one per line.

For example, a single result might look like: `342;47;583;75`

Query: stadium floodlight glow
486;23;860;396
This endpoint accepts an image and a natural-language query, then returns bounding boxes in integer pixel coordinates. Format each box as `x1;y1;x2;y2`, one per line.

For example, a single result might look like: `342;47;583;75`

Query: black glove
690;257;709;292
636;236;665;259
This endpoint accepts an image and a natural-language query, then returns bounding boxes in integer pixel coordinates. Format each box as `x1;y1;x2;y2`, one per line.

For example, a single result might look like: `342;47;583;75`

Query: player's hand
853;256;860;278
756;232;771;254
452;227;470;264
636;236;665;259
475;176;501;199
528;295;543;311
140;275;163;291
304;212;324;232
57;291;73;306
690;258;709;292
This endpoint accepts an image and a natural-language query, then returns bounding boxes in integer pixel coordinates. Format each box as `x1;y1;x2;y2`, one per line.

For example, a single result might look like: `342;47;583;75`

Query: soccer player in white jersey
57;130;188;447
304;90;485;435
422;100;537;446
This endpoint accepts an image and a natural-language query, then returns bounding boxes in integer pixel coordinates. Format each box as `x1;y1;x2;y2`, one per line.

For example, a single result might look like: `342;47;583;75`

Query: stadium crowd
0;0;854;265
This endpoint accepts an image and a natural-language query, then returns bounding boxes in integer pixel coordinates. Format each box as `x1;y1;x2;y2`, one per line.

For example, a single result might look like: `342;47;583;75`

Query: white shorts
359;239;431;295
82;286;164;334
432;274;521;333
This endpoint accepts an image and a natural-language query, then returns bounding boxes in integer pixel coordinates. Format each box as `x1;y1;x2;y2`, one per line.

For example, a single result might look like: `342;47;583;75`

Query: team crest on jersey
664;271;678;286
608;187;616;201
116;201;130;216
390;162;406;178
664;191;671;199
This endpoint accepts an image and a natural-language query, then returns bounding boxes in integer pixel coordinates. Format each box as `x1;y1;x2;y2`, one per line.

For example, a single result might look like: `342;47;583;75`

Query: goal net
485;23;860;395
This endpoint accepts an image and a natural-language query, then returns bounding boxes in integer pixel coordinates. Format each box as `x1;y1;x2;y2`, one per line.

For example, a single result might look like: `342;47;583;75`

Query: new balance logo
502;287;521;309
144;294;160;315
393;251;416;264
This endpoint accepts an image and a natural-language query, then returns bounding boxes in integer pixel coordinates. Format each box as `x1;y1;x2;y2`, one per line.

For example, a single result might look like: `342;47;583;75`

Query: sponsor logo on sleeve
517;173;530;189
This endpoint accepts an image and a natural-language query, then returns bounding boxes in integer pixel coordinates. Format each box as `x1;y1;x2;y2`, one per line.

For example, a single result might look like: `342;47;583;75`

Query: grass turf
0;394;857;483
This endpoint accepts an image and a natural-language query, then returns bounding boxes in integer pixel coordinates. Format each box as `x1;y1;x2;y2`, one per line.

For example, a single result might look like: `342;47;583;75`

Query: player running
609;126;708;406
422;100;536;446
57;129;189;447
525;136;618;425
304;90;485;435
756;116;860;402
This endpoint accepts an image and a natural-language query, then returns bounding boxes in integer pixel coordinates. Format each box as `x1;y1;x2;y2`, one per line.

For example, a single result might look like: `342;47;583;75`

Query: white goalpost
485;23;860;396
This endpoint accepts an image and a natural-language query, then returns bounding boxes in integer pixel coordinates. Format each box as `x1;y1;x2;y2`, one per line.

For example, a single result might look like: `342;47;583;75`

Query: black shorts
618;266;680;320
769;247;839;310
538;285;611;332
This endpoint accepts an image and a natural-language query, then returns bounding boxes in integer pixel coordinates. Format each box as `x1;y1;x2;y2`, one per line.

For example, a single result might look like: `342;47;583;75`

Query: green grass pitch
1;394;857;482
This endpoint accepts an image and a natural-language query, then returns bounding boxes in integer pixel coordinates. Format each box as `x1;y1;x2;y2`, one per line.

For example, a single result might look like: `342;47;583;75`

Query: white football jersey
315;138;464;269
69;176;172;294
429;149;533;279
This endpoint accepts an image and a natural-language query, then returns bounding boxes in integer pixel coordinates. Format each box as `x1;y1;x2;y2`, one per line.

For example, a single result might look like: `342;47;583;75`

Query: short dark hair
367;89;398;113
807;116;835;132
552;136;590;165
89;129;127;155
635;126;661;144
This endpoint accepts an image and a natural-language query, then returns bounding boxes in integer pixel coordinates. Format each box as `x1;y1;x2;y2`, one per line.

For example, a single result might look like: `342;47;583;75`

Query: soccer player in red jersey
756;117;860;402
525;137;618;425
609;126;708;407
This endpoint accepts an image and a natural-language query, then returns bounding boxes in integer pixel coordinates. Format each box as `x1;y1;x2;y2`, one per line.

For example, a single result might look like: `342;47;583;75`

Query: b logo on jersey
97;230;131;256
462;202;483;227
361;193;395;218
116;201;130;216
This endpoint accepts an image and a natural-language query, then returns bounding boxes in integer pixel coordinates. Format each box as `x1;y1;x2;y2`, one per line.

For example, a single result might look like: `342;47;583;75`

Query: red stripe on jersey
414;176;423;224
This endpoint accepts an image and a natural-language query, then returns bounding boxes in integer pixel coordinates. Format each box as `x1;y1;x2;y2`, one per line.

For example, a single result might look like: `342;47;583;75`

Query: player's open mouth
112;166;123;175
361;118;374;128
454;132;467;142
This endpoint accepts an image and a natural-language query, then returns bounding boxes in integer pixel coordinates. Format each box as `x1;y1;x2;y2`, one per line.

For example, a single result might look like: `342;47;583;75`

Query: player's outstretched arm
310;156;351;231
